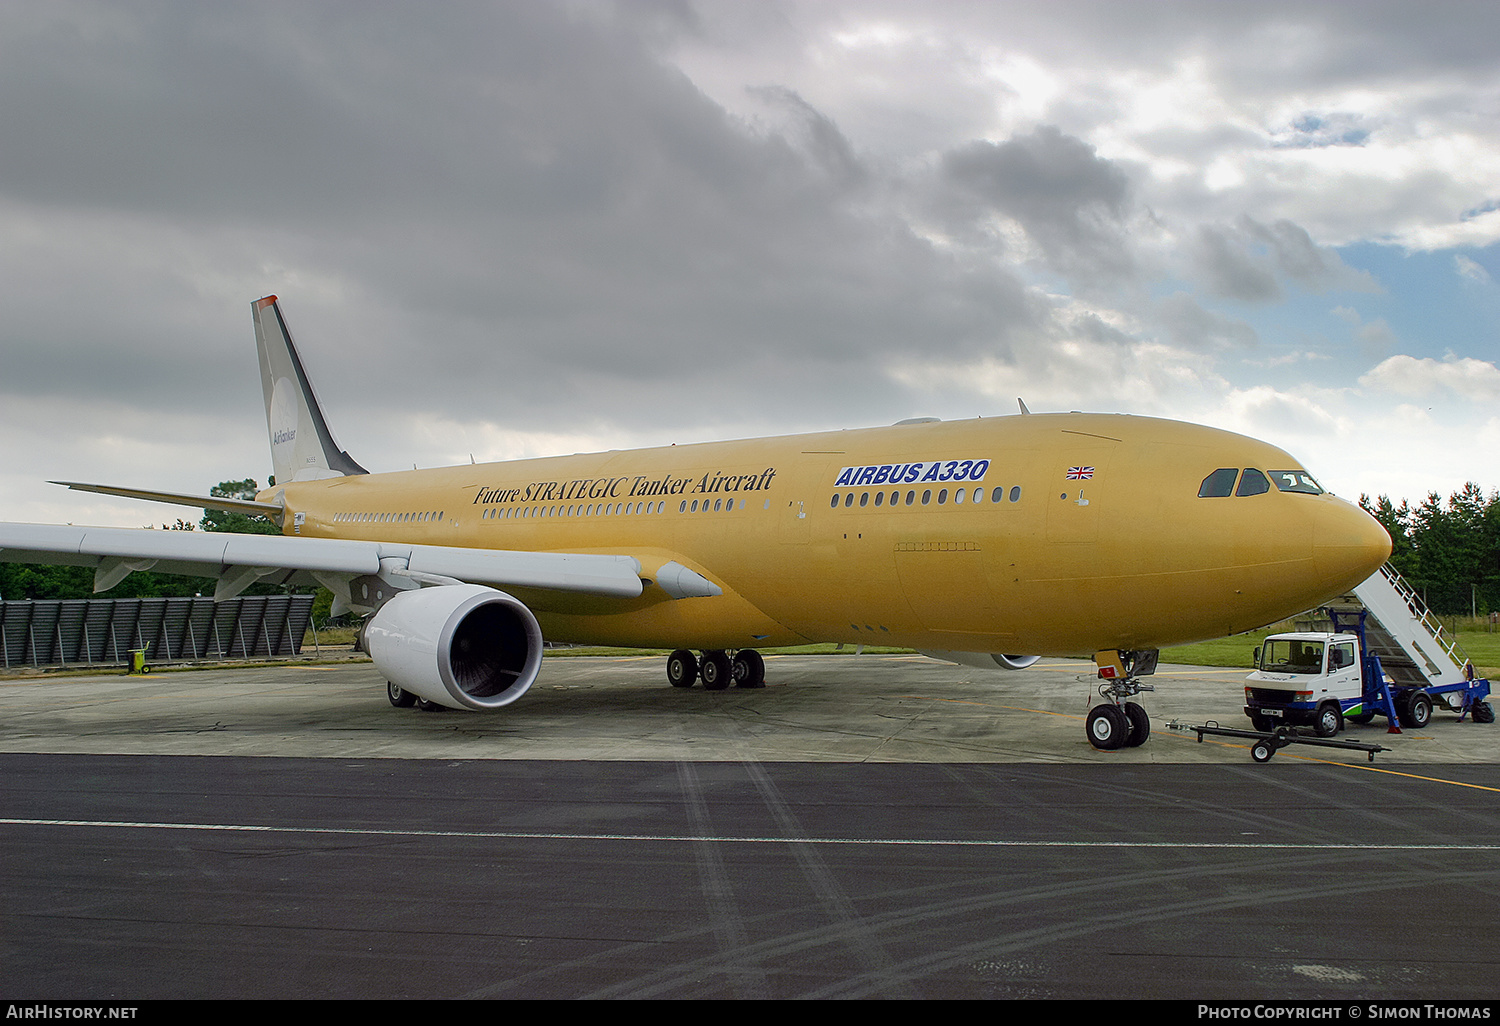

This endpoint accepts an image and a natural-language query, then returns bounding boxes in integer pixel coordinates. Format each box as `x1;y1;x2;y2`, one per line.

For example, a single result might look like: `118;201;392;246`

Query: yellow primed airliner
2;297;1391;750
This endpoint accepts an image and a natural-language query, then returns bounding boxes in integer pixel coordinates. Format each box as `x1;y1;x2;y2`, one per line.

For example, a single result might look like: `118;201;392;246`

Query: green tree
1365;483;1500;615
200;479;280;535
3;479;285;599
1361;494;1415;578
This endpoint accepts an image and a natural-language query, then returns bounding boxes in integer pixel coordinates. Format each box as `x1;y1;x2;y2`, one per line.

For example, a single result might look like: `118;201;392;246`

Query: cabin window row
334;510;444;523
831;485;1023;509
1197;468;1325;498
481;500;668;520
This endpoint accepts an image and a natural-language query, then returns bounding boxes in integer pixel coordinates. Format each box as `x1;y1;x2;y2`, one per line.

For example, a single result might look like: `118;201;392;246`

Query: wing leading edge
0;523;645;604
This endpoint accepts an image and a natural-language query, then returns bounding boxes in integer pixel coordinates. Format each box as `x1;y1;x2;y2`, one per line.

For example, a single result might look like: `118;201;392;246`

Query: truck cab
1245;632;1364;736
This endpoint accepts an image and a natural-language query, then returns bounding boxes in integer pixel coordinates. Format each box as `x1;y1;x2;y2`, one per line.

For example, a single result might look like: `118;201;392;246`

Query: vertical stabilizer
252;296;368;484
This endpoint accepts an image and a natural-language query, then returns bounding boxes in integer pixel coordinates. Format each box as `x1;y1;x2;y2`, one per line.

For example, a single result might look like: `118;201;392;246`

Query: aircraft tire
416;698;448;712
1473;702;1495;724
732;650;765;688
667;650;699;688
387;681;417;708
1313;703;1343;738
701;650;732;690
1122;702;1150;746
1086;705;1128;751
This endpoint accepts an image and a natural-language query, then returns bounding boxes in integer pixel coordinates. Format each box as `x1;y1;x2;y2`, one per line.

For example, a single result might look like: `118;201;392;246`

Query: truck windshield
1260;639;1325;674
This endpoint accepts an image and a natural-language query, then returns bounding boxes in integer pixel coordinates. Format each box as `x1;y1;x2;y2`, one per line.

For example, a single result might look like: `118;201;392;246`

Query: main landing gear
386;681;448;712
667;648;766;690
1086;649;1158;751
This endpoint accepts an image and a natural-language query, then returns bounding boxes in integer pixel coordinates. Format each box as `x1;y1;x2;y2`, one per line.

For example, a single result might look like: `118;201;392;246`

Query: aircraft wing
0;523;645;602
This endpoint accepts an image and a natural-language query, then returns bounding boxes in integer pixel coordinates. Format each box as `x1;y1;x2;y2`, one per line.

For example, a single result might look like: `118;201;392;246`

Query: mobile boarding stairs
1174;562;1492;762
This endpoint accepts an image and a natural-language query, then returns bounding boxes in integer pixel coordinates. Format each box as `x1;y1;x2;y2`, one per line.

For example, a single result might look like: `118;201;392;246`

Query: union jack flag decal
1066;466;1095;480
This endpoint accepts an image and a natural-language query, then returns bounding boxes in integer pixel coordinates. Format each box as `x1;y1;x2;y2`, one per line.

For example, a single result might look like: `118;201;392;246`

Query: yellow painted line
1248;749;1500;791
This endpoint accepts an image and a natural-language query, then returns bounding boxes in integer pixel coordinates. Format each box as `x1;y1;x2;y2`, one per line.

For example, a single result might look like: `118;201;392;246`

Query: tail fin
252;296;368;484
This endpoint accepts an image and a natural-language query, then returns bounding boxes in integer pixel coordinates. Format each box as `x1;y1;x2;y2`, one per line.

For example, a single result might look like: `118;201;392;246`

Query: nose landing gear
1086;649;1158;751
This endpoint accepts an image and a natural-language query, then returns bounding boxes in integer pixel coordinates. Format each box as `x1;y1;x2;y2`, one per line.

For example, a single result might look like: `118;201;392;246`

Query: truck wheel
1314;703;1343;738
1473;702;1495;724
1250;713;1275;733
1348;710;1375;725
1403;692;1432;729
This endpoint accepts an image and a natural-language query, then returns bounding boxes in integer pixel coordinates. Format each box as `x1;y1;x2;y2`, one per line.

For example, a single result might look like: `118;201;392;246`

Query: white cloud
1455;254;1493;285
1360;354;1500;402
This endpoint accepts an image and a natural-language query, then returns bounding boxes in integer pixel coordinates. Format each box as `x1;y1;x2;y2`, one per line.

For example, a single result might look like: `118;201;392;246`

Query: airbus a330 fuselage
271;412;1388;660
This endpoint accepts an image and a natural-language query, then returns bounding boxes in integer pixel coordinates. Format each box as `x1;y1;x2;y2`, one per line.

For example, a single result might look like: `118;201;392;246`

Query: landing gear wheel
416;698;447;712
1251;740;1275;763
387;681;416;708
1313;702;1343;738
700;650;732;691
732;650;765;688
1401;692;1432;729
1473;702;1495;724
1122;702;1151;747
1086;705;1129;751
667;649;699;688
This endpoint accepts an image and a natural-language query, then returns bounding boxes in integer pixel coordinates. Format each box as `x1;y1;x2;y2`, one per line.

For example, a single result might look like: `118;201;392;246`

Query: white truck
1244;607;1493;736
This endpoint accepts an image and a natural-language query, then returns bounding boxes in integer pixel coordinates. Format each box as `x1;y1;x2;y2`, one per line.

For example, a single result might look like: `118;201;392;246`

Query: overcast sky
2;0;1497;527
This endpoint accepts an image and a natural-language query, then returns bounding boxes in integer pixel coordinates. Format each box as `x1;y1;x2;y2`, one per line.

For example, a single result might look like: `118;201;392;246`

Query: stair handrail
1377;562;1474;671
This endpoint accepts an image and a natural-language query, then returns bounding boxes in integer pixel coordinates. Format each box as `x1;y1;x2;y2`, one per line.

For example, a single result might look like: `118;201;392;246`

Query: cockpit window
1198;468;1238;497
1269;471;1324;495
1235;468;1271;496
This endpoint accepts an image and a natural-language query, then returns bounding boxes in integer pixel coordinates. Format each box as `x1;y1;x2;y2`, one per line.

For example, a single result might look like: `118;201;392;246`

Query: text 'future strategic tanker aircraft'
0;297;1391;750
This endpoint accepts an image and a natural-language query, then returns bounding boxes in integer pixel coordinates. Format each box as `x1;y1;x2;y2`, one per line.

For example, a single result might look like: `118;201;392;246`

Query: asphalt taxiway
1;654;1497;999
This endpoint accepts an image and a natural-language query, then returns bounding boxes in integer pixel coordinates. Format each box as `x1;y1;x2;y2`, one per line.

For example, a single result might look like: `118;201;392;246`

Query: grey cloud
941;126;1134;282
1156;293;1258;351
1193;225;1283;303
745;85;867;190
0;1;1063;442
1191;217;1378;301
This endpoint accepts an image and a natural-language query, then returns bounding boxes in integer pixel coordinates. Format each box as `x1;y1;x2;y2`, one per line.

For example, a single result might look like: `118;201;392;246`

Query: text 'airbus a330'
0;297;1391;749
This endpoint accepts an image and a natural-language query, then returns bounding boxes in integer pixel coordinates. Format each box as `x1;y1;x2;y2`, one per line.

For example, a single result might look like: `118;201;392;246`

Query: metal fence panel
0;595;314;668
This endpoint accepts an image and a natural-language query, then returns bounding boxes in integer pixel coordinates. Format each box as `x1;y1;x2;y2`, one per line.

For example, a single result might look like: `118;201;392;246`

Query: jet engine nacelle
918;650;1041;671
364;584;544;710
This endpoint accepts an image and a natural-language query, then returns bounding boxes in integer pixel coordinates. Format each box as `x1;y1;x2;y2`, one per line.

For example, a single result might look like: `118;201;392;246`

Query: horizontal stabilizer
50;481;284;518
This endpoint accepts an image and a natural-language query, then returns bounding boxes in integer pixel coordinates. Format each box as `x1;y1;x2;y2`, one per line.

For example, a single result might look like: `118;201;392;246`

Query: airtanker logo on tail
269;377;300;450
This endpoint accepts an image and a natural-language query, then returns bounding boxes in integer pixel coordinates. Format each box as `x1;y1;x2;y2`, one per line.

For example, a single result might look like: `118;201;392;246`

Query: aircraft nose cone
1313;498;1392;595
